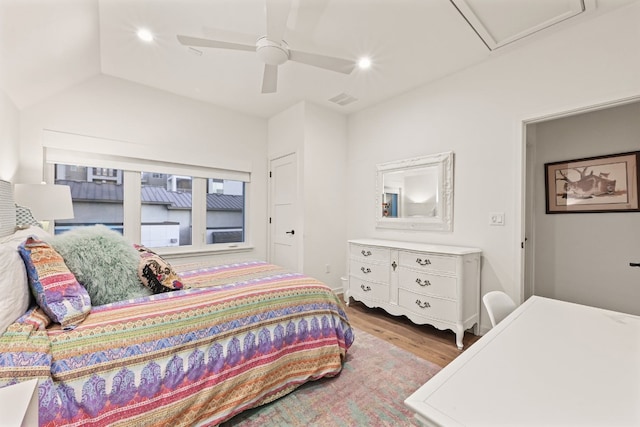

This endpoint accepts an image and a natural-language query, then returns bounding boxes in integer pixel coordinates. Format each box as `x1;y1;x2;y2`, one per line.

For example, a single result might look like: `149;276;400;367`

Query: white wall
268;103;306;160
0;89;20;181
268;102;348;290
18;74;269;260
346;2;640;331
531;102;640;315
303;103;347;289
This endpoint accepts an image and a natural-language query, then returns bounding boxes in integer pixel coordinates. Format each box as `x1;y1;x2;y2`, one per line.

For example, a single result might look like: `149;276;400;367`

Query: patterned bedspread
0;261;353;426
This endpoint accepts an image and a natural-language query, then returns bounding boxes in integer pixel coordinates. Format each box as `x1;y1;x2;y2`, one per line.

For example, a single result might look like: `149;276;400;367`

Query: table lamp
14;183;74;232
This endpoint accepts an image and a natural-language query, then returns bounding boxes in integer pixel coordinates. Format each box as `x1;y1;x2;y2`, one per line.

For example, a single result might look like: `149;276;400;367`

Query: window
141;172;192;248
206;179;245;244
51;161;246;251
208;179;224;194
54;163;125;235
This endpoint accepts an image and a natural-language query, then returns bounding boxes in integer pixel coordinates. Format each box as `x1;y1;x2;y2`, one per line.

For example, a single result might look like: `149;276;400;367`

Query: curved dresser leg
455;324;464;350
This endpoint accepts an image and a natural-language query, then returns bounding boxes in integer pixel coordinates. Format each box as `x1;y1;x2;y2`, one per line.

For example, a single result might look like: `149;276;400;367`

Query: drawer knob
361;284;372;292
416;299;431;309
416;278;431;287
416;258;432;266
361;250;372;257
360;267;372;274
391;261;398;271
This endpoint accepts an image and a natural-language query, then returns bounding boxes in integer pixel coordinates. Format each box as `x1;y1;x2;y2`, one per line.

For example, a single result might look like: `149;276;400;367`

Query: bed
0;180;353;426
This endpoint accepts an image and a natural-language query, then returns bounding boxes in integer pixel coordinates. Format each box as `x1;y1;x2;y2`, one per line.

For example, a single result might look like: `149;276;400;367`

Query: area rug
221;327;442;426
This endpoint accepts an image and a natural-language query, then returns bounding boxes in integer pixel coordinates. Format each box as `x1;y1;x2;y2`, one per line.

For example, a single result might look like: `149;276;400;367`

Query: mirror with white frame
375;151;454;231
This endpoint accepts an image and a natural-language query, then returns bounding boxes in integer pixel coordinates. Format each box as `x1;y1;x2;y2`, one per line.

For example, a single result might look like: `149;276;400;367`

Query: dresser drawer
350;244;390;263
350;260;389;283
398;268;457;300
350;277;389;301
399;251;456;274
398;289;457;322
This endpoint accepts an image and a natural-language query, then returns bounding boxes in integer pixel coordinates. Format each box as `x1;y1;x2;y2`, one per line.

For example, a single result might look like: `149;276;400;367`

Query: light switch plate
489;212;505;226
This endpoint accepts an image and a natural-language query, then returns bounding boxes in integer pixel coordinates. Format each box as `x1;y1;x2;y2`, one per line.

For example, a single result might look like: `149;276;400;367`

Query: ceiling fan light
256;37;289;65
137;28;154;43
358;57;372;69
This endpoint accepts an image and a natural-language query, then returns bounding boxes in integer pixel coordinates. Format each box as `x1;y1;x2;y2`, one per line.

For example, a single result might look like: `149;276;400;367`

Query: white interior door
269;153;299;271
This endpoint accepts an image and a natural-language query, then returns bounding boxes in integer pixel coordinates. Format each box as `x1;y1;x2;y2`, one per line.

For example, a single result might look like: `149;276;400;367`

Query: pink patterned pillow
18;237;91;329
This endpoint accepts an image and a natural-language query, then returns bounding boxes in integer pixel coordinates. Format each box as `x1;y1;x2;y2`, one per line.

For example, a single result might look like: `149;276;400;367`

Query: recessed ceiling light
357;57;372;70
137;28;154;43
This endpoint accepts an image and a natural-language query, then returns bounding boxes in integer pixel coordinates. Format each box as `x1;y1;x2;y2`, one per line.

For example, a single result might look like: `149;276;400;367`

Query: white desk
0;378;39;426
405;296;640;426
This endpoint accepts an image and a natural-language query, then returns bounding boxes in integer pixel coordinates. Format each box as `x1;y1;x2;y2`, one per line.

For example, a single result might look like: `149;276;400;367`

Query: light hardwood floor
342;298;481;368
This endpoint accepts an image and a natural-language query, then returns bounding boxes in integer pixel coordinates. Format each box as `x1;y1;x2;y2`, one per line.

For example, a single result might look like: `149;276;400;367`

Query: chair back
483;291;517;327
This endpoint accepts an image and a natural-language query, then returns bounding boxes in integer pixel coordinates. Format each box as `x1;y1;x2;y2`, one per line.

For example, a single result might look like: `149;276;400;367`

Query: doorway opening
522;97;640;314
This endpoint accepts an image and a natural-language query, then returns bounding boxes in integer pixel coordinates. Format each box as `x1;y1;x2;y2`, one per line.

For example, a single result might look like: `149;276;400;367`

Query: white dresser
346;239;481;349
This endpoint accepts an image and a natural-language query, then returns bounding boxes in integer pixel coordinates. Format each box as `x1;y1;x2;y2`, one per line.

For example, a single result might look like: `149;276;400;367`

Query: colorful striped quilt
0;261;353;426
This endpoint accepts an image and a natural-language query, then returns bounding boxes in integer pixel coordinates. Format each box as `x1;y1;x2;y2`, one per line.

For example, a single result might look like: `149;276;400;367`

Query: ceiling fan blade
289;50;355;74
266;0;292;41
202;27;260;47
261;64;278;94
287;0;328;41
176;35;256;52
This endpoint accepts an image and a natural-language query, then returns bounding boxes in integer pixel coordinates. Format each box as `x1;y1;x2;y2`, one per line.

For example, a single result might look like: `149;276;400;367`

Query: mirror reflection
382;166;439;218
376;151;454;231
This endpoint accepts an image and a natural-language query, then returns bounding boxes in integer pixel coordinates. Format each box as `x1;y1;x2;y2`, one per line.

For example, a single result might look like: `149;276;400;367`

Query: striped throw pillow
18;237;91;328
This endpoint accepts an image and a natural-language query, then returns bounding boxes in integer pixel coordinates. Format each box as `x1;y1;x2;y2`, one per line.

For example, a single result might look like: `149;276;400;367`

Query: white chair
482;291;517;328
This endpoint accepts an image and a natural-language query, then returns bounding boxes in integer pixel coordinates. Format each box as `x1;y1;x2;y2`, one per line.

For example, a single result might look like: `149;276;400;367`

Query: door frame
519;94;640;304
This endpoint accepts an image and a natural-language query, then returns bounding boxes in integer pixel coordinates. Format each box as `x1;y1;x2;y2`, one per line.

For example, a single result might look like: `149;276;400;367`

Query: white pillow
0;242;30;334
0;226;52;334
0;226;52;247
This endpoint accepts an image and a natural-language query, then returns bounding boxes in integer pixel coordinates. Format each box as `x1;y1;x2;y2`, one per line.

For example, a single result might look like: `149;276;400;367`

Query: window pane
206;179;245;244
54;164;124;235
141;173;192;247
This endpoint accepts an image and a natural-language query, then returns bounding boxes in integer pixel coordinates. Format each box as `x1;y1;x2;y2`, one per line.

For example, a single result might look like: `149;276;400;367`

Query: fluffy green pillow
49;225;152;306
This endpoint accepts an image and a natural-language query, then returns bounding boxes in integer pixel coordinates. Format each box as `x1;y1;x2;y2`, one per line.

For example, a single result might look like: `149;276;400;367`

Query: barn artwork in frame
545;151;640;214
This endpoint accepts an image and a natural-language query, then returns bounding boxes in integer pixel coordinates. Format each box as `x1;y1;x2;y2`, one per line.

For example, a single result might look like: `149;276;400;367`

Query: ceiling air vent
329;92;358;106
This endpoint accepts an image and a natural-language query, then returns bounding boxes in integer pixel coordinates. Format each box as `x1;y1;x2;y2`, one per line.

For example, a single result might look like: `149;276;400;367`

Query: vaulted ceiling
0;0;635;118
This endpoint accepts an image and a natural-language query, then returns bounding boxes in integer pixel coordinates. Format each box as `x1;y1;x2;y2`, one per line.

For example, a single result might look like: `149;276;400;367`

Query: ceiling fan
176;0;355;94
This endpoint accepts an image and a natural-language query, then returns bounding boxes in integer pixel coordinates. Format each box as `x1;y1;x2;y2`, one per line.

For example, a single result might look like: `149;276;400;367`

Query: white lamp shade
14;184;74;220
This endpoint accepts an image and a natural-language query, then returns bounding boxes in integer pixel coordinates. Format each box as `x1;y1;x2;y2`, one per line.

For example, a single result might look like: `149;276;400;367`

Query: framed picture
545;151;640;214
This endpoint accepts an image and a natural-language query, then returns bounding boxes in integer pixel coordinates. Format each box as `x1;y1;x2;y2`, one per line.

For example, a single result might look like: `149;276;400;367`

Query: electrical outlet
325;264;331;273
489;212;505;226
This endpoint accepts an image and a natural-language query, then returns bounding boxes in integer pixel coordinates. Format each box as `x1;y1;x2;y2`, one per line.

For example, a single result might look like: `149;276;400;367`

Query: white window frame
44;150;252;257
